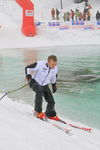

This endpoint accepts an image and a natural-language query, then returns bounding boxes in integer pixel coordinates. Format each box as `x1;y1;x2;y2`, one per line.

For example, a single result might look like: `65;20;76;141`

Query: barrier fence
36;20;100;31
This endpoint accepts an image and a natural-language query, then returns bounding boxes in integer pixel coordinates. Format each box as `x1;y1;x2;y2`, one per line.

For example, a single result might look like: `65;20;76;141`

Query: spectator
63;13;67;22
87;4;92;21
83;7;87;21
96;11;100;20
51;8;55;20
75;9;80;21
87;9;91;20
56;9;60;20
70;9;75;21
66;11;70;21
63;12;70;22
79;12;83;20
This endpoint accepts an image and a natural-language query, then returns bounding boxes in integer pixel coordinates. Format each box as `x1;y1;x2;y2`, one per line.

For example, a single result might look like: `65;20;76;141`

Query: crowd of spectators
51;4;93;22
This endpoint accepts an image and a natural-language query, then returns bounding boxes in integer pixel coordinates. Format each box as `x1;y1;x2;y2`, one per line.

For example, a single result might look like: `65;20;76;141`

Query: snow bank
0;93;100;150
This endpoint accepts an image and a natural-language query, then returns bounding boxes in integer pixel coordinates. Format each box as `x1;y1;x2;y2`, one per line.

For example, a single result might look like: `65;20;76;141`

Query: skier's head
48;55;57;68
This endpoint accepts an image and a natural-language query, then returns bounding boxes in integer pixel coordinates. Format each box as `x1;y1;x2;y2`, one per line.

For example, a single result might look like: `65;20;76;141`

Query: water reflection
23;49;38;65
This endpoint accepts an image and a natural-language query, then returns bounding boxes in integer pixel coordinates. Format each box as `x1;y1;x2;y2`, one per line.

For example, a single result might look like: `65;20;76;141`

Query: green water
0;46;100;129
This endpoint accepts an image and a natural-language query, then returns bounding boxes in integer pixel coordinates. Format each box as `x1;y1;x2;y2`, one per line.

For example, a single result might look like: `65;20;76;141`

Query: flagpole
60;0;63;9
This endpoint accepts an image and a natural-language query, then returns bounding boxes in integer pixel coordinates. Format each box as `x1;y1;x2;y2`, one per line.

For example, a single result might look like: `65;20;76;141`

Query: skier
96;11;100;20
51;8;56;20
25;55;59;120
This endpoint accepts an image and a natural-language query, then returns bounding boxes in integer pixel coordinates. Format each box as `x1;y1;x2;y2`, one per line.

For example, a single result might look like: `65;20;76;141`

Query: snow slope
0;0;100;48
0;93;100;150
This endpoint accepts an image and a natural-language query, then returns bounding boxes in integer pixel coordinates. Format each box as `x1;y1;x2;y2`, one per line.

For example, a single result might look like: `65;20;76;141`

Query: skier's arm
51;66;58;84
25;62;37;80
51;74;58;84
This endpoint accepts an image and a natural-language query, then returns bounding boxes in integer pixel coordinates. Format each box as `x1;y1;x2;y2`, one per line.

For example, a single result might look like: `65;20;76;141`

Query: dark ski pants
30;81;57;117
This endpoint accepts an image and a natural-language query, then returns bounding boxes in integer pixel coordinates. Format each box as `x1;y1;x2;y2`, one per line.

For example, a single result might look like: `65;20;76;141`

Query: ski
35;117;71;134
57;119;92;132
51;123;71;134
33;111;92;133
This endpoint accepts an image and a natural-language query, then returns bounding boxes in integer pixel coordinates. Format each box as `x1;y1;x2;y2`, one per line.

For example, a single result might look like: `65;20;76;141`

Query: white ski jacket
25;60;58;86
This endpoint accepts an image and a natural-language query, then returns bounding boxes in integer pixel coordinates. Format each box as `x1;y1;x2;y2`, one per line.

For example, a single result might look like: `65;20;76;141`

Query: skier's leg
31;83;43;113
43;85;56;117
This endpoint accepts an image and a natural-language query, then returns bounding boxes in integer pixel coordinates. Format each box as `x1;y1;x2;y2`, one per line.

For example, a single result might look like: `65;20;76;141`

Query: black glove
26;74;32;82
29;79;36;88
52;84;57;93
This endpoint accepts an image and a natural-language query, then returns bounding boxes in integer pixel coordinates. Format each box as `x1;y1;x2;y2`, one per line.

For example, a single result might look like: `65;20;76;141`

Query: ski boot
47;116;60;121
34;111;47;121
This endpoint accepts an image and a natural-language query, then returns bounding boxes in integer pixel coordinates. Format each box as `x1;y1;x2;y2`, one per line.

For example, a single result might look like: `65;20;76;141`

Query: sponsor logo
25;10;34;16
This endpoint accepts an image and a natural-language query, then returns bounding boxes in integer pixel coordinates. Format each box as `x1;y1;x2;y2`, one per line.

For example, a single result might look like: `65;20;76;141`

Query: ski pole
0;83;29;101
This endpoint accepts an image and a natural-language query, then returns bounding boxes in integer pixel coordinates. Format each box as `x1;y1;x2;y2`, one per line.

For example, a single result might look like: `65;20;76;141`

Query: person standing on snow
64;11;70;21
63;13;67;22
83;7;87;21
56;9;60;20
70;9;75;21
86;4;92;21
75;9;80;21
96;11;100;20
79;11;83;20
25;55;59;120
51;8;56;20
87;8;91;20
